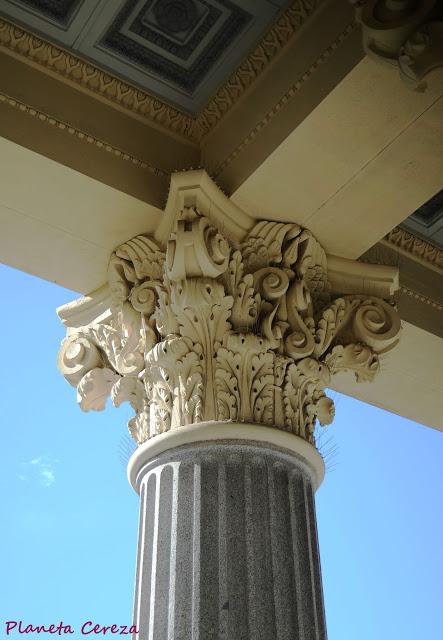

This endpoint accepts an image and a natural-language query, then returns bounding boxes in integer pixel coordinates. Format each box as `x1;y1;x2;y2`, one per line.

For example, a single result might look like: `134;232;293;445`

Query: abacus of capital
57;171;401;640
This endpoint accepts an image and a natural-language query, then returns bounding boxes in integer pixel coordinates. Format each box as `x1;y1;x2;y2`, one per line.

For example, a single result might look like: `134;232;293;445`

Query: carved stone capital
57;172;401;447
353;0;443;90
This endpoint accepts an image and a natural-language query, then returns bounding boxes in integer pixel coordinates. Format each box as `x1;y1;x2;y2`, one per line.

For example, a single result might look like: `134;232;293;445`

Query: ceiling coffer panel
402;188;443;250
101;0;251;93
17;0;81;25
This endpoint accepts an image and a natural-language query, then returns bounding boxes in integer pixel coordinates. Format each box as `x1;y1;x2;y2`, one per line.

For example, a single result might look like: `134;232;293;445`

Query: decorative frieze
58;177;401;447
0;0;322;141
383;226;443;273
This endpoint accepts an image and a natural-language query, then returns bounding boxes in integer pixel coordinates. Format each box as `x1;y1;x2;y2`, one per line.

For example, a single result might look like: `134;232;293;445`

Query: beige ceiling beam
0;137;162;292
233;56;443;259
331;320;443;432
201;0;363;192
0;47;198;209
0;2;364;209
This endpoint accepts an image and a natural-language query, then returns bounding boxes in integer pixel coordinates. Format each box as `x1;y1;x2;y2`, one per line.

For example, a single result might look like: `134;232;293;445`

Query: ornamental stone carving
353;0;443;89
58;181;401;448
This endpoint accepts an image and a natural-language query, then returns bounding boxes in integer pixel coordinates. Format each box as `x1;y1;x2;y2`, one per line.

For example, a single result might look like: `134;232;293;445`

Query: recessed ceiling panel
402;188;443;250
0;0;103;44
0;0;290;113
18;0;80;26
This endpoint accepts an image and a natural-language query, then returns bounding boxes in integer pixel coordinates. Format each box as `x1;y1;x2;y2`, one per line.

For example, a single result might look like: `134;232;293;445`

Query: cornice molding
0;1;329;144
0;91;169;178
382;226;443;275
0;19;198;142
195;0;322;138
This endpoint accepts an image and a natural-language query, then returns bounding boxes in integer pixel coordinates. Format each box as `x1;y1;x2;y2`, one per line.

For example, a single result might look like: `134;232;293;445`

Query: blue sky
1;263;442;639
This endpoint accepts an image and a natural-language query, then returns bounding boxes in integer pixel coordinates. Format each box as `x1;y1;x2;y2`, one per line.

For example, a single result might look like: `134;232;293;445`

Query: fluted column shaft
130;428;327;640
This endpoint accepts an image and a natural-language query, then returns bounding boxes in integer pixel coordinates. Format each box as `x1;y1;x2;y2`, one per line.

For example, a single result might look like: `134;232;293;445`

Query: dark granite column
130;437;327;640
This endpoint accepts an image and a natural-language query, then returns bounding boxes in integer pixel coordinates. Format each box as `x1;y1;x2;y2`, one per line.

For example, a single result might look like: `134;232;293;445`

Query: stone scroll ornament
352;0;443;90
58;210;401;447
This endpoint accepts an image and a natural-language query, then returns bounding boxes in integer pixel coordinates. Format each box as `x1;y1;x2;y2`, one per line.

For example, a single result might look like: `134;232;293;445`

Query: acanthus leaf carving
77;367;120;412
314;297;361;357
283;358;333;443
144;336;204;437
58;203;401;448
216;333;274;425
222;251;260;330
324;343;379;383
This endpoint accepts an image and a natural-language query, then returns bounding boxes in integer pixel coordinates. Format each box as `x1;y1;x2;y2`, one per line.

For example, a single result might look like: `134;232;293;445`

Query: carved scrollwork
58;334;102;386
354;0;443;90
253;267;290;301
167;215;230;280
129;281;157;315
58;208;401;447
115;235;165;281
352;298;401;352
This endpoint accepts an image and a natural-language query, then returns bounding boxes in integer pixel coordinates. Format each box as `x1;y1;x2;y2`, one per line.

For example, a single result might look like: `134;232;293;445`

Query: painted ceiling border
0;0;322;143
382;226;443;275
0;18;198;141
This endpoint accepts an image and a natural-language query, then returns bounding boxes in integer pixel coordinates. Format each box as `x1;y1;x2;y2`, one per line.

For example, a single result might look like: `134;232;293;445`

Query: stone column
128;424;326;640
56;171;401;640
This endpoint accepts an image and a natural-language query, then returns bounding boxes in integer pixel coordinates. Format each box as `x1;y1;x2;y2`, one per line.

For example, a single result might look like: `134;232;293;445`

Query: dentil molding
57;171;401;447
353;0;443;89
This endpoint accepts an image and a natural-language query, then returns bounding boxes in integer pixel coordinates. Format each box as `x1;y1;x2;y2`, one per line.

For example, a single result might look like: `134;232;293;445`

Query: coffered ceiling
401;188;443;250
0;0;290;113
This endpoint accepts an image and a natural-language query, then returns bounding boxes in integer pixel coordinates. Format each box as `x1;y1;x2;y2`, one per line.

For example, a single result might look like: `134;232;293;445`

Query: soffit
0;136;162;293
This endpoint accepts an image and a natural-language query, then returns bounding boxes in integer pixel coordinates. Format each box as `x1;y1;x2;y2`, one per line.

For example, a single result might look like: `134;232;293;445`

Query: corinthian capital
57;171;401;447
